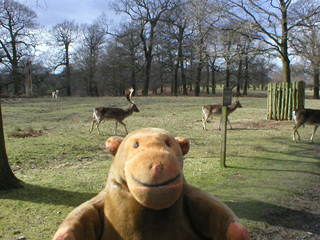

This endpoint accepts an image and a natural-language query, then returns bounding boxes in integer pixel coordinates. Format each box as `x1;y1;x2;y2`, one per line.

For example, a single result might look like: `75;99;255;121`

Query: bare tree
50;20;79;96
76;15;108;96
99;40;133;95
189;0;219;96
215;23;239;89
233;31;257;95
219;0;320;84
110;21;142;93
112;0;176;96
0;0;38;95
290;0;320;99
0;101;23;190
161;0;192;96
205;33;219;95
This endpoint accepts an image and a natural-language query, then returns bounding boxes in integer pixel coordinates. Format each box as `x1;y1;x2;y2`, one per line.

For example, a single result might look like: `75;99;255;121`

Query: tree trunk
226;60;231;87
141;22;156;96
65;43;72;96
281;55;291;84
243;56;249;95
173;54;179;96
130;55;136;95
206;64;210;94
12;66;21;95
209;59;216;95
211;64;216;95
313;65;319;99
143;57;151;96
88;59;95;96
180;59;187;95
25;60;33;97
93;82;99;96
195;62;202;96
280;4;291;84
0;102;23;190
173;34;185;96
11;34;21;95
236;59;243;94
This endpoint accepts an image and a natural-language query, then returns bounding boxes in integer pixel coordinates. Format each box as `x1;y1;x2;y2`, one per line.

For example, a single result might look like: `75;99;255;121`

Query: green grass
0;93;319;240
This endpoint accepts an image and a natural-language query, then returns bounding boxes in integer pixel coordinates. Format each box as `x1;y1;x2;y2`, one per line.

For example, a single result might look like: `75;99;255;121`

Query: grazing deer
90;88;139;135
202;100;242;130
292;108;320;143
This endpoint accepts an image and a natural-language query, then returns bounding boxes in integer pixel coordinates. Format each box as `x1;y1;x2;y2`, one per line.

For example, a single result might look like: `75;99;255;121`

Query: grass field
0;93;319;240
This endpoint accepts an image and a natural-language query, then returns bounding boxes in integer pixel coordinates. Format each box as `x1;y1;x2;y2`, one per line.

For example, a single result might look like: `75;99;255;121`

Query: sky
16;0;124;29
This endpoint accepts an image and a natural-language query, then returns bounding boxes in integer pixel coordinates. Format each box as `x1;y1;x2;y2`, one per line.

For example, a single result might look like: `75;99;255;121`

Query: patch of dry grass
8;128;44;138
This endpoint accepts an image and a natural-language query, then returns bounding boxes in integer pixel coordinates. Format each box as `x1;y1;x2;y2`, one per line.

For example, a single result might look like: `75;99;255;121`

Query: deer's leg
114;121;118;135
293;128;300;142
89;120;96;133
227;117;232;129
96;121;102;135
293;123;303;142
118;121;128;135
310;125;318;143
202;116;208;130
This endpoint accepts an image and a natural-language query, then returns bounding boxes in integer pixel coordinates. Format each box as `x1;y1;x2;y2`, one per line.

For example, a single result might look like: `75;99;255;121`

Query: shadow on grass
229;137;320;172
254;140;320;161
2;183;319;235
226;200;320;235
229;165;320;176
0;183;98;207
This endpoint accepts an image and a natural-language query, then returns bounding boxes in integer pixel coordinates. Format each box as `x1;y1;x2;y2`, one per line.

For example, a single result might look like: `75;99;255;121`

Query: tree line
0;0;319;98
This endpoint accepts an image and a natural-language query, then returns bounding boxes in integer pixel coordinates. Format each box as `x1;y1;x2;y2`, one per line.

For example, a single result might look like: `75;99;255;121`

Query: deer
202;100;242;130
89;88;139;135
52;90;59;99
292;108;320;143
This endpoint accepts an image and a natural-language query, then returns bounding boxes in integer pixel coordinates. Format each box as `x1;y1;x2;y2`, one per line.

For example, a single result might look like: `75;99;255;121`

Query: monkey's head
105;128;190;210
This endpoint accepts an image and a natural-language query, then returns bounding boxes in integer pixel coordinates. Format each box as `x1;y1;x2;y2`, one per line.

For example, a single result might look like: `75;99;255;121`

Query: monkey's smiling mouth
131;173;181;188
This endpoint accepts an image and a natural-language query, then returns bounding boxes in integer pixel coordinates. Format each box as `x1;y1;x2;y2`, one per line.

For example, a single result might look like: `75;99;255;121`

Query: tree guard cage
267;81;305;120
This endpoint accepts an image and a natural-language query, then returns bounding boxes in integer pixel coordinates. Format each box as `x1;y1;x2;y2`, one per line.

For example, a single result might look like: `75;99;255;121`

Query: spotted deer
90;88;139;135
292;108;320;143
202;100;242;130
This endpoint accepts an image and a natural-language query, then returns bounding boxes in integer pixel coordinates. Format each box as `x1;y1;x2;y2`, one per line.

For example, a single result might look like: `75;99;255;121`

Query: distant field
0;93;319;240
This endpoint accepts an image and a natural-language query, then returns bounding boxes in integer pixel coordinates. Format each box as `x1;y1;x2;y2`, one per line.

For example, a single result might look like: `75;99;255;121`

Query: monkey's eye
134;142;139;148
165;141;171;147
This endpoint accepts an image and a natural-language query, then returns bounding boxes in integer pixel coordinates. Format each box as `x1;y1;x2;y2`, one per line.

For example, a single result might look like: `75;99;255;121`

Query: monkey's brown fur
53;128;250;240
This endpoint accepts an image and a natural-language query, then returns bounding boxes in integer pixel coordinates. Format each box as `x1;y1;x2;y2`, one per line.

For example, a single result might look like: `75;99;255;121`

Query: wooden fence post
220;88;232;168
267;81;305;120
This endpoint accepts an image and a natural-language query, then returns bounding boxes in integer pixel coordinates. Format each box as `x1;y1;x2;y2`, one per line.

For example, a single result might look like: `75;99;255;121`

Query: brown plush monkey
53;128;250;240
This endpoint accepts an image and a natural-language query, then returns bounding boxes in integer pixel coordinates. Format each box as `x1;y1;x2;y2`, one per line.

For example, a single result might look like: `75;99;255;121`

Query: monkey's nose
149;162;164;180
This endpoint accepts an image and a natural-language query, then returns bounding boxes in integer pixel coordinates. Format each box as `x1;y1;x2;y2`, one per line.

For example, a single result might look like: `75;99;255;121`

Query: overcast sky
16;0;123;29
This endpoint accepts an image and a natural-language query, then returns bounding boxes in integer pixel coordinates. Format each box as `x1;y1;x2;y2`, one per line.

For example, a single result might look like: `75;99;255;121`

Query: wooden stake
220;106;228;168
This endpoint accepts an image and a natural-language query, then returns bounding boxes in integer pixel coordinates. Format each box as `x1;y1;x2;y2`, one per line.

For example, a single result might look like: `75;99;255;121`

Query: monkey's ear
175;137;190;156
105;136;123;156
